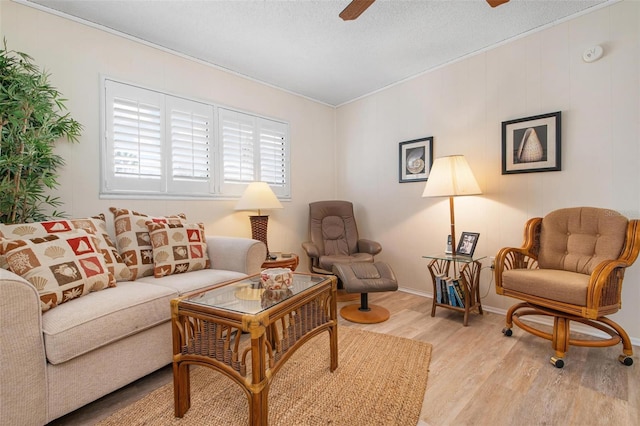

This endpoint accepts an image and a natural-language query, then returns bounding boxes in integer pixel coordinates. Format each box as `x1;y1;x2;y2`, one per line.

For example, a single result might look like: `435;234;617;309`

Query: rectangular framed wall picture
399;137;433;183
501;111;561;174
457;232;480;257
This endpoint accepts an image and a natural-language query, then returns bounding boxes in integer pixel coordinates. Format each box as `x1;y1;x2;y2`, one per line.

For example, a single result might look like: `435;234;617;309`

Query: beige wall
336;0;640;341
0;1;336;261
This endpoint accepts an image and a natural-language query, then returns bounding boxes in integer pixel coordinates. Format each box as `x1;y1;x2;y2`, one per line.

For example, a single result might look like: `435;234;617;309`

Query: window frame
100;77;291;200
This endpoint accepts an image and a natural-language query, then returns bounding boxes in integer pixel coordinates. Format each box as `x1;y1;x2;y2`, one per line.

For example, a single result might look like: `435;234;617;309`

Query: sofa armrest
206;236;267;275
0;269;48;426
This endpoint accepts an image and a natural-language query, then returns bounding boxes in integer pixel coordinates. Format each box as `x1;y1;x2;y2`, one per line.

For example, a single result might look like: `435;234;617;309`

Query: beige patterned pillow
0;230;116;312
146;221;210;278
0;214;131;281
110;208;187;280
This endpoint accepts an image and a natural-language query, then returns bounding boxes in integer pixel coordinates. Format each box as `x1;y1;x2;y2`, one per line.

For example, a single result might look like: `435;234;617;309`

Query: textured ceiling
25;0;611;106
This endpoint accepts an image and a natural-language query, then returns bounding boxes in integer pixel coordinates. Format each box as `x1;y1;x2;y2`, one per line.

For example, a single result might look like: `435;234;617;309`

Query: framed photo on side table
457;232;480;257
502;111;561;175
399;137;433;183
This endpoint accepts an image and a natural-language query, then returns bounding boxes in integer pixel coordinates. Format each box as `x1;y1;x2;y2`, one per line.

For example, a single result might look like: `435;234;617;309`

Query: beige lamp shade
235;182;283;215
422;155;481;258
422;155;481;198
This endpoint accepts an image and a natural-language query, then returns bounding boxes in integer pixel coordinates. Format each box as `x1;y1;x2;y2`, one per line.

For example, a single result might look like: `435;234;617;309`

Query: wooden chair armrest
494;247;539;292
494;217;542;293
585;219;640;314
522;217;543;256
586;259;630;313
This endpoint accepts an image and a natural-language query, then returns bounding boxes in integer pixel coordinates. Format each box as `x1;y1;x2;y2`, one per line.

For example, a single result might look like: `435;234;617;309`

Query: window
102;79;290;199
218;108;289;197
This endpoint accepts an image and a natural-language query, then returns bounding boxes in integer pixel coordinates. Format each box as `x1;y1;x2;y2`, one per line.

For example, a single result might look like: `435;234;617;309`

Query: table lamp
422;155;481;256
235;182;283;257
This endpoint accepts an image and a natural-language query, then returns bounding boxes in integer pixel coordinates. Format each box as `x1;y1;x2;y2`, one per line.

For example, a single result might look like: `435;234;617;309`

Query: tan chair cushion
332;262;398;294
309;201;359;257
538;207;627;274
319;253;374;272
502;268;590;306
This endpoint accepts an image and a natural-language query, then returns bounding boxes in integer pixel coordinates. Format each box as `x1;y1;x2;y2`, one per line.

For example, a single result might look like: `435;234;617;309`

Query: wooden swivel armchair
301;201;382;298
495;207;640;368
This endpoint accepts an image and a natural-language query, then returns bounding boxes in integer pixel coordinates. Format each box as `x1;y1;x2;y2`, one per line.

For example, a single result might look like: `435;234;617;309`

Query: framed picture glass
502;111;561;174
456;232;480;257
399;137;433;183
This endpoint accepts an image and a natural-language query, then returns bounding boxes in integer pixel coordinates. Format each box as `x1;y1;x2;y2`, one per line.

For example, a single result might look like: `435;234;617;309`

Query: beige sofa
0;233;266;425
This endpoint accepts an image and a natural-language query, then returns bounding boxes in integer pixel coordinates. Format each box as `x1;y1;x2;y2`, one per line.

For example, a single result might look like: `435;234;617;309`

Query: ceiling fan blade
486;0;510;7
339;0;376;21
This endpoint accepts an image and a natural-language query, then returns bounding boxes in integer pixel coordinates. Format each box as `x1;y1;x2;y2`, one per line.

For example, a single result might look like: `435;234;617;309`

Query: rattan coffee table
171;273;338;425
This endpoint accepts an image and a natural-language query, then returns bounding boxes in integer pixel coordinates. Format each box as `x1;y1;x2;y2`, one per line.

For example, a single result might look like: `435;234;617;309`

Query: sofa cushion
1;231;115;312
137;268;246;295
0;214;131;281
41;281;177;365
110;208;186;280
146;221;210;277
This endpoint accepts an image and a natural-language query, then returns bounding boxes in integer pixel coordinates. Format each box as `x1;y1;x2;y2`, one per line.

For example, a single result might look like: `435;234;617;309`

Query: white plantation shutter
258;118;288;188
102;79;289;198
220;109;255;185
167;97;213;194
104;81;164;193
219;108;289;197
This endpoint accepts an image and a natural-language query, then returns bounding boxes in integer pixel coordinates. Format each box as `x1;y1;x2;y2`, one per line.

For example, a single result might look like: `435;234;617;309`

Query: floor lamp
235;182;283;257
422;155;482;257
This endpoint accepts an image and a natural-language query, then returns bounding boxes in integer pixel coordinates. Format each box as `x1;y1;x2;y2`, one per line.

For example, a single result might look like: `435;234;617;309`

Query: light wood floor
48;291;639;425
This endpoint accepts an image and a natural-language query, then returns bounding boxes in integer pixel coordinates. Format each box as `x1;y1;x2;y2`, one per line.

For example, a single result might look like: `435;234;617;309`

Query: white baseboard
397;286;640;347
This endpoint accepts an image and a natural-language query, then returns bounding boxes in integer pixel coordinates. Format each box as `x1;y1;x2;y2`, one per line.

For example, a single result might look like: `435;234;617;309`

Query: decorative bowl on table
260;267;293;290
261;288;294;308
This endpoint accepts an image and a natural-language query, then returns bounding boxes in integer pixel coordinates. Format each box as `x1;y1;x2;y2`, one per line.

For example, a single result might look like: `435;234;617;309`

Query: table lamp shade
235;182;283;255
422;155;481;198
235;182;283;214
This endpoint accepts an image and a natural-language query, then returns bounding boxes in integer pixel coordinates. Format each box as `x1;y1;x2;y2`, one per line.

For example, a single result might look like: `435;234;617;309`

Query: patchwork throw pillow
110;208;187;280
146;221;210;277
0;230;116;312
0;214;131;281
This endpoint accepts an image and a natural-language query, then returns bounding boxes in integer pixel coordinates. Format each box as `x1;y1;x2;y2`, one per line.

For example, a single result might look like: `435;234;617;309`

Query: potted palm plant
0;40;82;224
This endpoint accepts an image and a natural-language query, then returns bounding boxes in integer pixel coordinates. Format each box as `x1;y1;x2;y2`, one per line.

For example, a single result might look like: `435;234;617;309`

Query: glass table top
422;253;487;263
184;274;328;315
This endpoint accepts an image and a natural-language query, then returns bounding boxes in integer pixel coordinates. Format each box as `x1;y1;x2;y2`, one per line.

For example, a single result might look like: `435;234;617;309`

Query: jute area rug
98;327;432;426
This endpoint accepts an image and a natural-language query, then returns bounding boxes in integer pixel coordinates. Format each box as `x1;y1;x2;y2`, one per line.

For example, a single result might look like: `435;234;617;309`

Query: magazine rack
423;254;485;326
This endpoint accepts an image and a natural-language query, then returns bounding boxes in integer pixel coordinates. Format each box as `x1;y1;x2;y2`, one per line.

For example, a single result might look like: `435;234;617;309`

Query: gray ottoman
332;262;398;323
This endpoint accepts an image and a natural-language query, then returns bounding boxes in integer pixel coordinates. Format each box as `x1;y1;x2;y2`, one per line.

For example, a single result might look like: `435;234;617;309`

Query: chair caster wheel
502;328;512;337
618;355;633;366
550;357;564;368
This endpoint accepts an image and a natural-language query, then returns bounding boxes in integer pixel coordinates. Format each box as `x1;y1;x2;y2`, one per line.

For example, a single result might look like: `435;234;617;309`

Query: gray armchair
302;200;382;275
